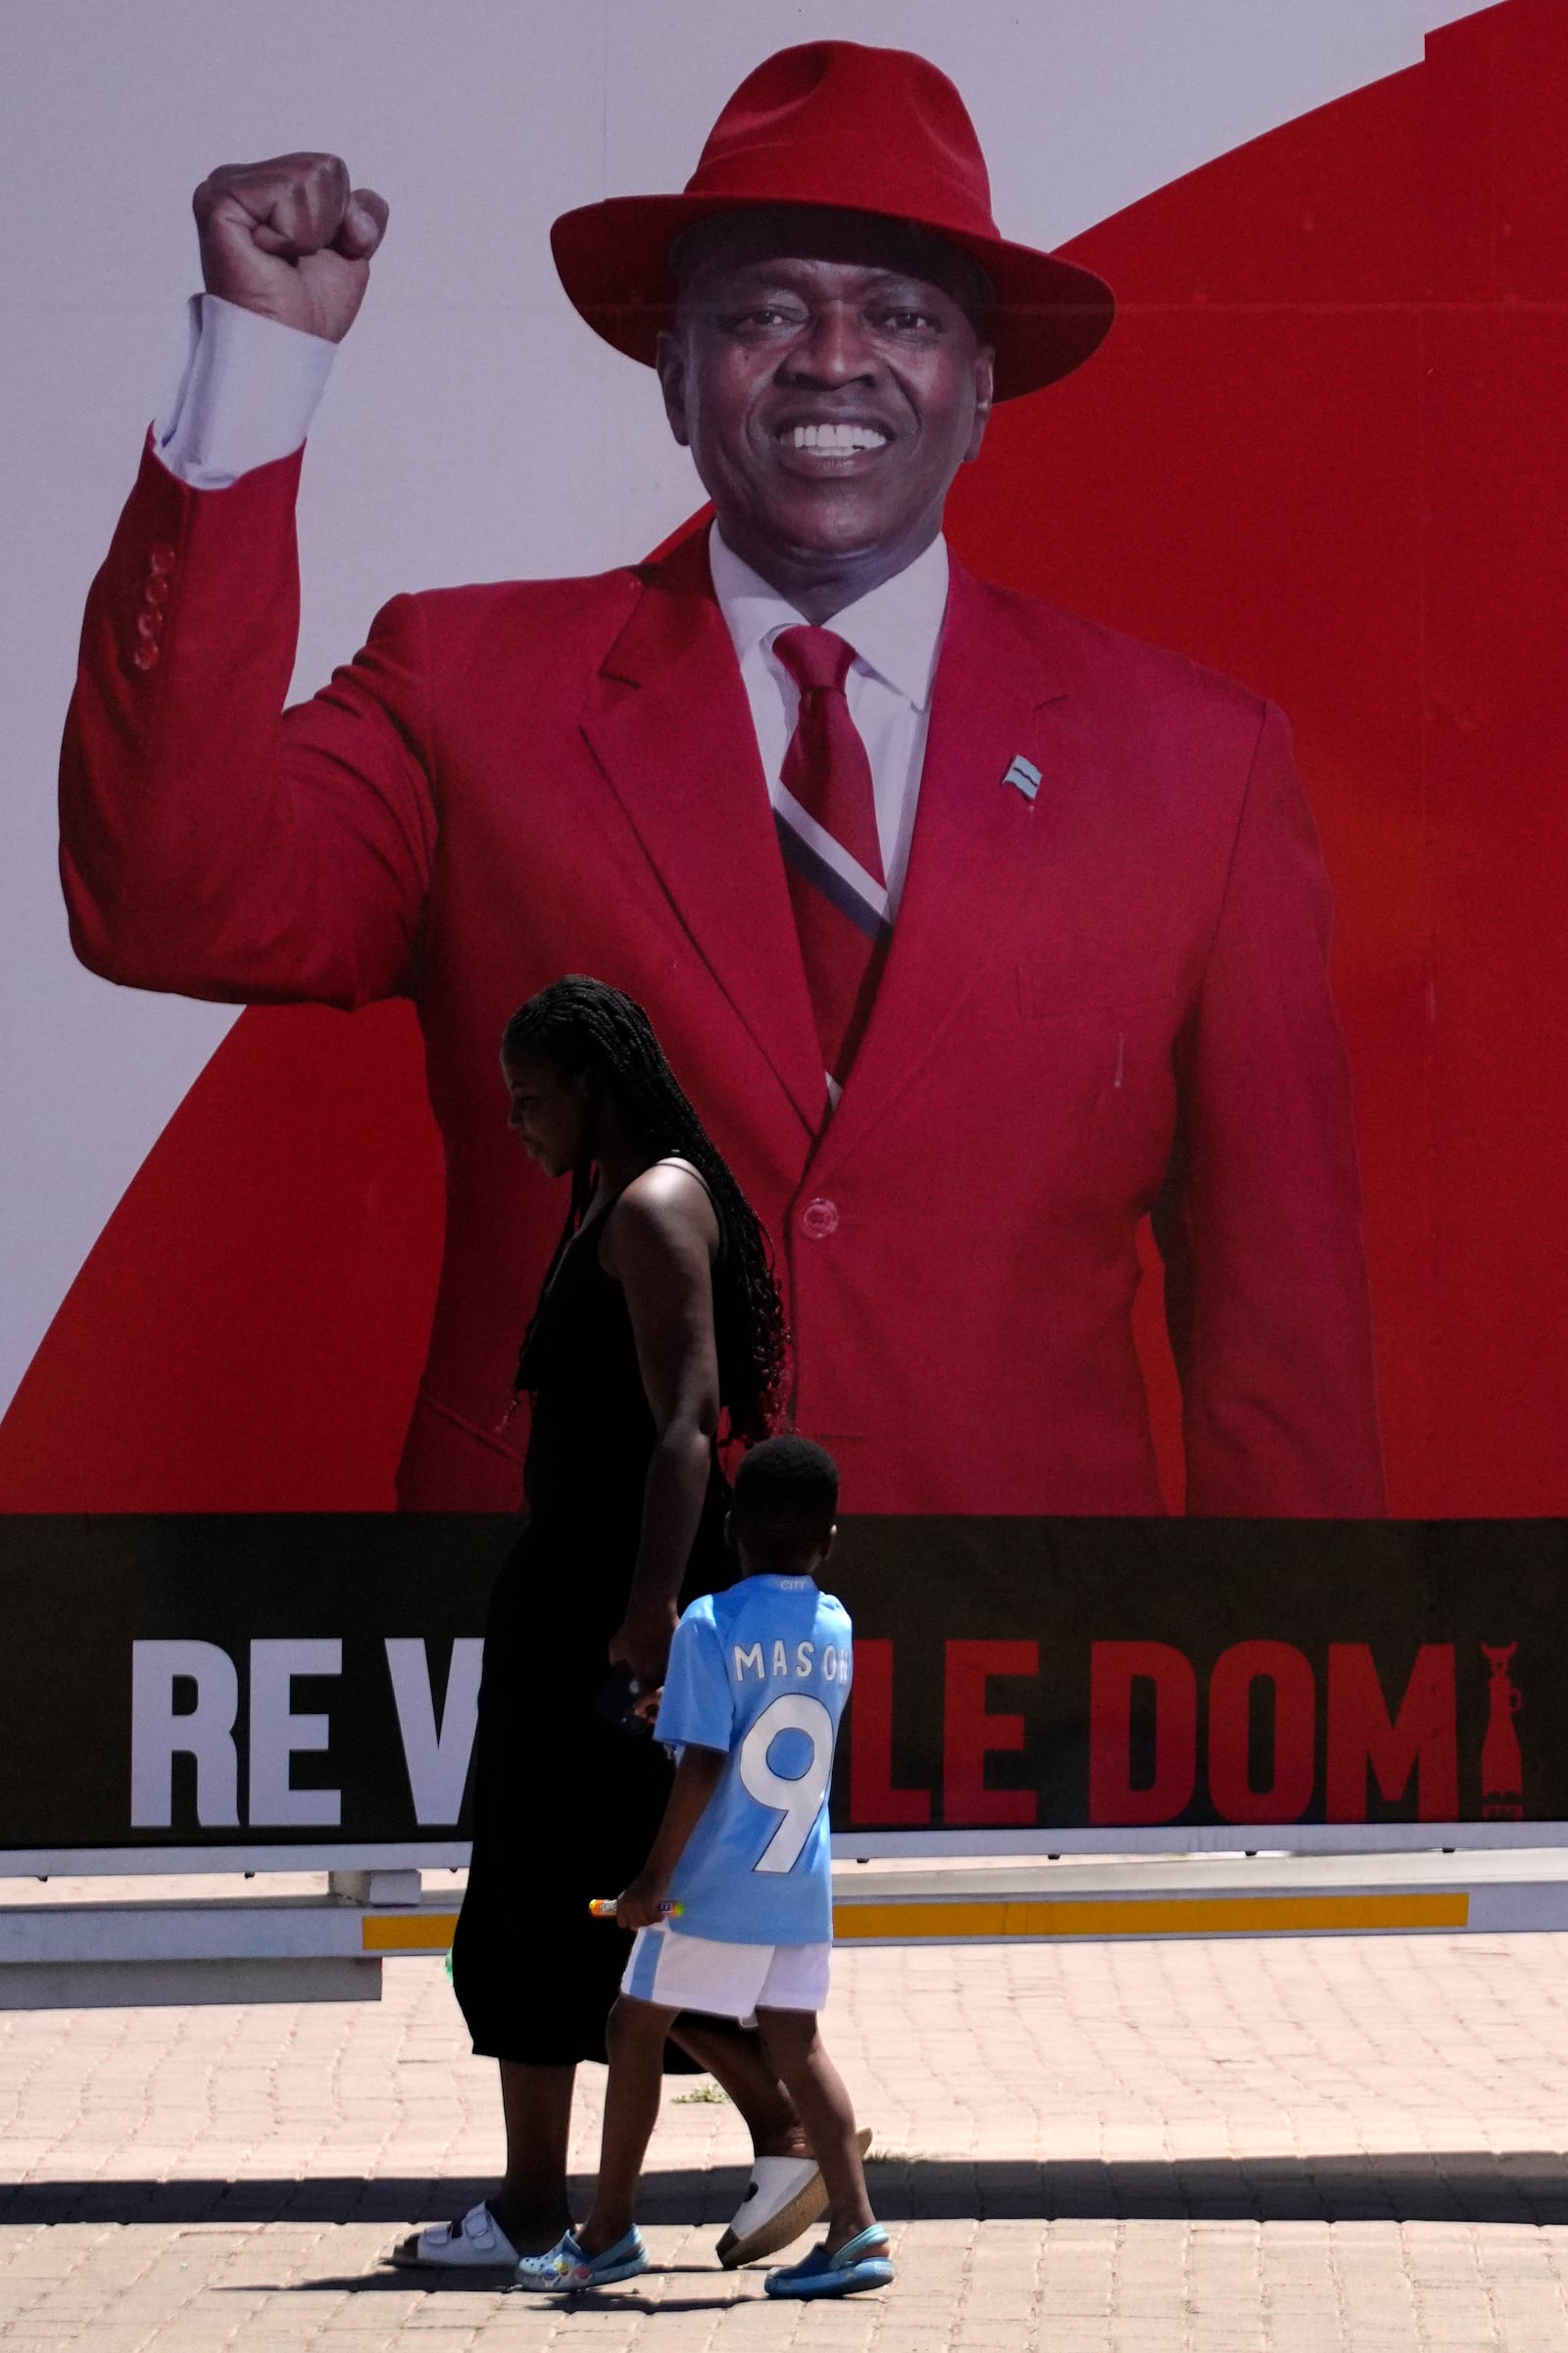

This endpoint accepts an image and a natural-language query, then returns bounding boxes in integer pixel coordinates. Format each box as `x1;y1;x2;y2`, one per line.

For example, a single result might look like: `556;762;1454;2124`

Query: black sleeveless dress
451;1198;731;2065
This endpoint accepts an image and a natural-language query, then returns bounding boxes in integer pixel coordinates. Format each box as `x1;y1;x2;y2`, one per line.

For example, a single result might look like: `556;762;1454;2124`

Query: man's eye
883;309;939;333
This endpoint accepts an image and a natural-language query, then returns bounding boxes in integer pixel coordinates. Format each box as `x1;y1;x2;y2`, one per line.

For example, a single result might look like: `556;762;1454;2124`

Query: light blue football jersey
654;1575;853;1945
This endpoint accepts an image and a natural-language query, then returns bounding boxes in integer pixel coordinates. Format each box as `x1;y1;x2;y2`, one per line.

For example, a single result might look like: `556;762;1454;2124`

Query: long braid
504;976;788;1441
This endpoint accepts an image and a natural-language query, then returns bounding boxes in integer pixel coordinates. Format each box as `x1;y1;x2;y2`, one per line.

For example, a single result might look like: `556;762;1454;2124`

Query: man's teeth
789;423;888;452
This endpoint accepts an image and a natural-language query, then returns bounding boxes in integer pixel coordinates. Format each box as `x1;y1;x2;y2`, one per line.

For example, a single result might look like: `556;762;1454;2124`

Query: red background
4;0;1564;1515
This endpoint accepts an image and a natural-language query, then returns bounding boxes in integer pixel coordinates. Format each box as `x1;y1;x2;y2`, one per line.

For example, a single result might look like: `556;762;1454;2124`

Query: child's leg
755;2009;877;2253
670;2016;811;2159
577;1994;678;2254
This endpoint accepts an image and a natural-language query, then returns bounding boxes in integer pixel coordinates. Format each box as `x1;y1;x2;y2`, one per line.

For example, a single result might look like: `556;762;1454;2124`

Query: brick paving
3;1882;1568;2345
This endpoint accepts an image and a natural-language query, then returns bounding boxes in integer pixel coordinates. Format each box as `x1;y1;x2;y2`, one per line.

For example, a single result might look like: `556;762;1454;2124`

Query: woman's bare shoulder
603;1159;718;1271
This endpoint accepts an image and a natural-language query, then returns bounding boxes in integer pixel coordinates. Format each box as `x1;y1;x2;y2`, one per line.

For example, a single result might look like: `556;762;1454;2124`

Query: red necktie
772;625;891;1092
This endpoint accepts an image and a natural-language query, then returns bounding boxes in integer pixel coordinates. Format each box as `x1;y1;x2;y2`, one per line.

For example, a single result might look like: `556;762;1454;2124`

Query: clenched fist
193;154;389;344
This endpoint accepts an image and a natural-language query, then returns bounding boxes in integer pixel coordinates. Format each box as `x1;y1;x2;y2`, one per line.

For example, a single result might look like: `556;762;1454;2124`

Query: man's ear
818;1522;837;1565
963;346;995;465
723;1510;737;1550
656;327;693;448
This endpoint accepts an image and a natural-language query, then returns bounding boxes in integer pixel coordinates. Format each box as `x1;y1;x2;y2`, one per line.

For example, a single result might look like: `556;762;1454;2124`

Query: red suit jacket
60;441;1386;1516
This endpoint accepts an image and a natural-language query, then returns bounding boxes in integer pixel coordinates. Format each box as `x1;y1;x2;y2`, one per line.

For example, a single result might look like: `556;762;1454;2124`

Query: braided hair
504;975;788;1442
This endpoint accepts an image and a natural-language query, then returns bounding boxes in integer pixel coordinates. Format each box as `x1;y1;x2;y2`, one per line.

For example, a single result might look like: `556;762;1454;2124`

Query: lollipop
588;1897;684;1918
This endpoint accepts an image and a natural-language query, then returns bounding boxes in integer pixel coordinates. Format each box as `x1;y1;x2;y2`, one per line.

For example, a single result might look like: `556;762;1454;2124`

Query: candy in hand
588;1897;683;1918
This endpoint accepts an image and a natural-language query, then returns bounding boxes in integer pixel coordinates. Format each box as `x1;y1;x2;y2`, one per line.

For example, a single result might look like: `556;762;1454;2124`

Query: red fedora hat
551;40;1114;402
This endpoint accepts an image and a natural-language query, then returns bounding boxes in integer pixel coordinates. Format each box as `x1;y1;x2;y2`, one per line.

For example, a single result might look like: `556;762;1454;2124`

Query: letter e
943;1641;1038;1827
248;1640;342;1828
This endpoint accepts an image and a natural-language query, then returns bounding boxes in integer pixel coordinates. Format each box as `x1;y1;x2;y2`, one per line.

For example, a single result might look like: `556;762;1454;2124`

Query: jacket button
136;608;163;640
143;572;170;606
131;642;160;671
801;1198;840;1240
148;543;177;575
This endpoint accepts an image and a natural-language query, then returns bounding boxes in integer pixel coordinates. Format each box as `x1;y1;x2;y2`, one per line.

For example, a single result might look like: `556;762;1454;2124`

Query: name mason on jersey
731;1639;852;1686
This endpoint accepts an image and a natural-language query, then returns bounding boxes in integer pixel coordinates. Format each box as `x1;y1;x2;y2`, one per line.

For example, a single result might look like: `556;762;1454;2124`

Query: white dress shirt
157;294;335;492
155;297;949;925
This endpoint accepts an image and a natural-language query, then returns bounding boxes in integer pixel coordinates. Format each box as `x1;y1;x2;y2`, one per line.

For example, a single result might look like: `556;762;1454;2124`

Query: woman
398;976;817;2268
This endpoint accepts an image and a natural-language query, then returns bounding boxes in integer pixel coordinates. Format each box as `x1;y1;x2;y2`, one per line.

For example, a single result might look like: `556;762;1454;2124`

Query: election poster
2;2;1565;1857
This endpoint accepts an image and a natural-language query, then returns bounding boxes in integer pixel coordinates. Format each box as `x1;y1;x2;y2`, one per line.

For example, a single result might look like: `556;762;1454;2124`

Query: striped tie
772;625;891;1094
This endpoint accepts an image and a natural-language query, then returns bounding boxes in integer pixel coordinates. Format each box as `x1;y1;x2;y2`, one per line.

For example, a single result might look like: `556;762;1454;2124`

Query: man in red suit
60;42;1385;1518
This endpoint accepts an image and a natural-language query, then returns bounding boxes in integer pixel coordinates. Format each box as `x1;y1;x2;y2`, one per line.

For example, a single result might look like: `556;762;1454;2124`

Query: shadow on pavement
4;2153;1568;2230
279;2279;761;2310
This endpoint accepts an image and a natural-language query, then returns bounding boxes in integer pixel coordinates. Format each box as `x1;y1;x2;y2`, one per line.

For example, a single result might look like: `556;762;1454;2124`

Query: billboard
3;2;1565;1858
0;1517;1551;1865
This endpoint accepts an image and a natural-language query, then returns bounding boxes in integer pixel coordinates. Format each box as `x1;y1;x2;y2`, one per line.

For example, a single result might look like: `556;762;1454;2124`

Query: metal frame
6;1846;1568;2008
0;1843;469;1878
0;1868;453;2009
831;1848;1568;1942
830;1821;1568;1858
3;1820;1562;1879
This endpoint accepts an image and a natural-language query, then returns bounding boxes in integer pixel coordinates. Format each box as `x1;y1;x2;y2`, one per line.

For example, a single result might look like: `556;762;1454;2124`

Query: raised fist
192;154;389;344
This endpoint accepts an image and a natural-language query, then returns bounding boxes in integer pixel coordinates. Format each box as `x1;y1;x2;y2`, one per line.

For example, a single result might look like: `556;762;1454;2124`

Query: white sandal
715;2127;873;2269
390;2200;521;2269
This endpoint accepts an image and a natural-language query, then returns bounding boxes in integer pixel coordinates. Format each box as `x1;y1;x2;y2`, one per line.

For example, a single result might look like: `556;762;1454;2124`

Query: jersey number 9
738;1694;834;1873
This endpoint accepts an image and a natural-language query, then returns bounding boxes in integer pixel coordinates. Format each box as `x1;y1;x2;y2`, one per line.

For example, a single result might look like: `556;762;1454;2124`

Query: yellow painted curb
362;1912;461;1952
831;1892;1470;1942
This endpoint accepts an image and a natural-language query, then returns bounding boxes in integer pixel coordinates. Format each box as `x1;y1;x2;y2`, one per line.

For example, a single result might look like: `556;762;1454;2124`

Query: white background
0;0;1494;1419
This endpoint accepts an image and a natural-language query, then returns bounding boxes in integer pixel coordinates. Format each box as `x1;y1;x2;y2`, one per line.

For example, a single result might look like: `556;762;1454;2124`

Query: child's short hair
732;1435;839;1560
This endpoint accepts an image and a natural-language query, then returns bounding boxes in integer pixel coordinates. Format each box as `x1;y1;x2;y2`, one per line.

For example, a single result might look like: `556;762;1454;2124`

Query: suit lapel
810;562;1071;1178
580;536;825;1133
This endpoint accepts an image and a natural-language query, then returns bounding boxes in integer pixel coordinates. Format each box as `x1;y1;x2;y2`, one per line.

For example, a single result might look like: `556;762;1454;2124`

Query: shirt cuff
154;292;336;490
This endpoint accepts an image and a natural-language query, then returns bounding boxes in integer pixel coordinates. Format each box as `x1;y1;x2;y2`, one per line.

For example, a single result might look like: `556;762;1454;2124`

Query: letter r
130;1641;240;1829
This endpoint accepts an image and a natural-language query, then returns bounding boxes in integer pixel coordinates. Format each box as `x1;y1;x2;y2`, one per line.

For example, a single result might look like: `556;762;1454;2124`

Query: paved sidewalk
3;1884;1568;2346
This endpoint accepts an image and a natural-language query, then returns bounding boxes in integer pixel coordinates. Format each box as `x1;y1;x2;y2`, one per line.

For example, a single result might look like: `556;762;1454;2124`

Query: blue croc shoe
764;2225;893;2299
510;2226;648;2292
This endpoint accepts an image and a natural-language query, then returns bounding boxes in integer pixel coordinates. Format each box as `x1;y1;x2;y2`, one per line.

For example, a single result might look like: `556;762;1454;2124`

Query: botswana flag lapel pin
1003;753;1042;803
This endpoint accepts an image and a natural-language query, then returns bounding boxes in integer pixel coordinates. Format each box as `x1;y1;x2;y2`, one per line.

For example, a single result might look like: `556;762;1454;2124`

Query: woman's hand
613;1869;673;1933
609;1598;678;1689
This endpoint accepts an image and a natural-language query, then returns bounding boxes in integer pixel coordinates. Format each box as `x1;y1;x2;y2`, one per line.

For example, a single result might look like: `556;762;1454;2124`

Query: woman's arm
601;1163;722;1686
614;1743;727;1931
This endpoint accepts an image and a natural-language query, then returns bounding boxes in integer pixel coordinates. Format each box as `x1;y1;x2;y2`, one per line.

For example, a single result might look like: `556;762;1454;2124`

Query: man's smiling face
657;207;995;619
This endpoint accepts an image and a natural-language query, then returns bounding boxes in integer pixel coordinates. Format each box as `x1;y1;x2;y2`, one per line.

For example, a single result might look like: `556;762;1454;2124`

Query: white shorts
620;1924;831;2025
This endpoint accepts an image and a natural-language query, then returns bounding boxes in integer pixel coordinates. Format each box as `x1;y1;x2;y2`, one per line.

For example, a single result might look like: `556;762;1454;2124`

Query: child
513;1436;891;2301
